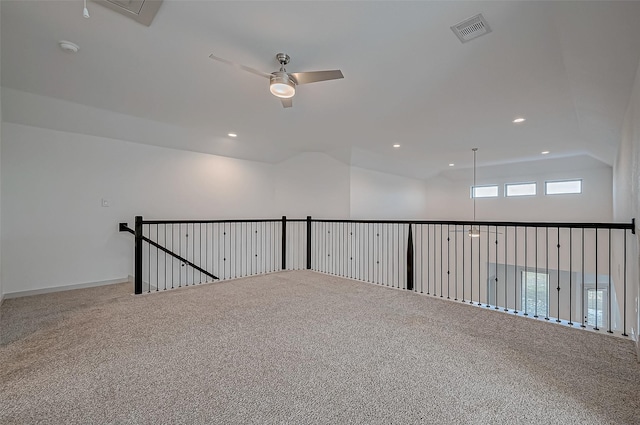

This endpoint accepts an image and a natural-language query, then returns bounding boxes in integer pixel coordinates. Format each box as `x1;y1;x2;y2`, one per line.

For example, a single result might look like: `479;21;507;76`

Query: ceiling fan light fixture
270;73;296;99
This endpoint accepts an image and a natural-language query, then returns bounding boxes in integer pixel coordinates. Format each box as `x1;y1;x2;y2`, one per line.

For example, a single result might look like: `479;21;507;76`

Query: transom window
471;185;499;198
545;179;582;195
506;182;536;197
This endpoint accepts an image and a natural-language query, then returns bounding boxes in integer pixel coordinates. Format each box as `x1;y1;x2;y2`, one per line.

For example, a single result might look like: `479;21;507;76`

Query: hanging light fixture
469;147;480;238
269;72;296;98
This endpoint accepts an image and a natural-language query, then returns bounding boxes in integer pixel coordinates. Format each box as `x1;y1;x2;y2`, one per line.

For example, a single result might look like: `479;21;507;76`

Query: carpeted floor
1;270;639;424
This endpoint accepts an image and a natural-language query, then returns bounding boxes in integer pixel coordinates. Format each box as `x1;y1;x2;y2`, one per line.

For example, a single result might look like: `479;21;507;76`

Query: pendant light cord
472;148;478;222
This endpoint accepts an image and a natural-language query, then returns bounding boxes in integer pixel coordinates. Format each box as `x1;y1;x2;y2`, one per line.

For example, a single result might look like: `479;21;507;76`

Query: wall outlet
101;198;110;207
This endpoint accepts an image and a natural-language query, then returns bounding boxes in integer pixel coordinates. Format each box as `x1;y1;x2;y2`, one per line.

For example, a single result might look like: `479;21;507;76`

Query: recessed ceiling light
512;117;526;124
449;163;455;167
541;150;550;155
228;133;237;138
393;144;401;148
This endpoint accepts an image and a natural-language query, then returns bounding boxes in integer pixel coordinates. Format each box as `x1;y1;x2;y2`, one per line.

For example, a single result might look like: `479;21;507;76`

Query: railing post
407;223;414;291
306;216;312;270
134;215;143;295
281;216;287;270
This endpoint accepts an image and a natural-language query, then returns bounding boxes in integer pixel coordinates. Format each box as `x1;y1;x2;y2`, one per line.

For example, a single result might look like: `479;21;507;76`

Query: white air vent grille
451;14;492;43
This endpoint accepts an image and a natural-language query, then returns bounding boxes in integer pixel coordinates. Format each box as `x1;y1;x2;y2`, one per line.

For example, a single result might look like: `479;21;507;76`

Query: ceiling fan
209;52;344;108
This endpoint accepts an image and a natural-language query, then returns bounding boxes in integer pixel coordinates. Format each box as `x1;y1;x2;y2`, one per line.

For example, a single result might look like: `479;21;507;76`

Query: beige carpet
1;271;639;424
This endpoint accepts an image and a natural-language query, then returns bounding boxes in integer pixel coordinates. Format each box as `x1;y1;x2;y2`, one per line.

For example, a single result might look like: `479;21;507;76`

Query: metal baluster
486;225;490;307
581;228;585;328
192;223;195;284
402;224;405;289
608;228;612;333
545;227;549;320
440;224;443;297
434;225;438;297
147;224;151;293
461;224;465;302
556;227;561;323
427;224;431;295
389;223;392;286
524;227;528;315
595;229;599;330
477;226;481;306
470;224;474;304
171;224;174;289
623;230;628;336
513;226;518;313
156;224;159;291
504;226;508;311
447;224;450;299
454;225;457;300
534;227;538;318
494;226;499;309
568;229;573;326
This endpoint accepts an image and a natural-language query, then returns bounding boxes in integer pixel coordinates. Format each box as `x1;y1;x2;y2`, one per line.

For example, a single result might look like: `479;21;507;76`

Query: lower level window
585;288;607;329
521;271;549;317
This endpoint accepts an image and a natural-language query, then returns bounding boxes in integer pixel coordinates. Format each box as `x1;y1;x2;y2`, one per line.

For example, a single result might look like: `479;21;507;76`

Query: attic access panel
95;0;163;26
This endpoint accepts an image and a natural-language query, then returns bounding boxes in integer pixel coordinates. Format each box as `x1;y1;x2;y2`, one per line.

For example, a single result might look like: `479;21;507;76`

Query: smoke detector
58;41;80;53
451;14;492;43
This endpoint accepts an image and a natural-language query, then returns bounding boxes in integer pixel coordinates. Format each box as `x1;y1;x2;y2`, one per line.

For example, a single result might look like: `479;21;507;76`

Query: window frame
505;181;537;197
544;179;583;195
470;184;499;199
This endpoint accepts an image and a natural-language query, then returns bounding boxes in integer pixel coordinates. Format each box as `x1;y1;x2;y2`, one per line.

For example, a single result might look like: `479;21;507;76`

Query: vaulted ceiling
2;1;640;179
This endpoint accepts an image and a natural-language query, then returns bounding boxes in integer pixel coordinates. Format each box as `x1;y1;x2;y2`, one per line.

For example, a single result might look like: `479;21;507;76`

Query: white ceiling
2;1;640;179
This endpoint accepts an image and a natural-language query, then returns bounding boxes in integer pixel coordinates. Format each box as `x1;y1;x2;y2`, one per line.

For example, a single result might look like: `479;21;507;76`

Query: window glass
521;271;549;317
506;182;536;197
586;288;607;329
471;185;498;198
546;180;582;195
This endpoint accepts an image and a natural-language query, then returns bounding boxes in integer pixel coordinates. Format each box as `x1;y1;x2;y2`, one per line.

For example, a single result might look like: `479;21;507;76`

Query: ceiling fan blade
209;54;271;79
281;98;293;108
290;70;343;85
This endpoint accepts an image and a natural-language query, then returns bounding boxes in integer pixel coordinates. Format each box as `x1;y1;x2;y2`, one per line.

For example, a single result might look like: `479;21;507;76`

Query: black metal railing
120;216;636;337
120;216;311;295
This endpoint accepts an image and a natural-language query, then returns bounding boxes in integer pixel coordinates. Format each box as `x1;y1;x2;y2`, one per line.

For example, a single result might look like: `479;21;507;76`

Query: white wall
274;152;350;218
425;155;613;223
2;123;421;296
350;167;428;219
614;57;640;352
1;123;277;295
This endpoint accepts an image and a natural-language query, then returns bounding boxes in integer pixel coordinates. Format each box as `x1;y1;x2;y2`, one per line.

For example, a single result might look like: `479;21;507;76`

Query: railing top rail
141;219;302;225
309;219;635;231
137;217;634;232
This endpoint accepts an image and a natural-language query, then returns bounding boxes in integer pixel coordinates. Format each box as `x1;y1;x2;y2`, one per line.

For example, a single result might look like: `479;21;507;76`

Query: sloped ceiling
2;1;640;179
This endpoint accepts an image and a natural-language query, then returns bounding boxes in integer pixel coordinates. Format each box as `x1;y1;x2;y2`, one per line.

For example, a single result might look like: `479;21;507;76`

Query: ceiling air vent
95;0;163;26
451;14;491;43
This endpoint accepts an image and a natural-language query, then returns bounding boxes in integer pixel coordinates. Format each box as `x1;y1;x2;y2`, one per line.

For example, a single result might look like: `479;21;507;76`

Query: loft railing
120;216;636;337
119;216;310;294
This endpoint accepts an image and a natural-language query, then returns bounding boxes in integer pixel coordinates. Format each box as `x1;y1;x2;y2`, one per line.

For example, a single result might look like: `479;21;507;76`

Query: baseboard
3;277;131;299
